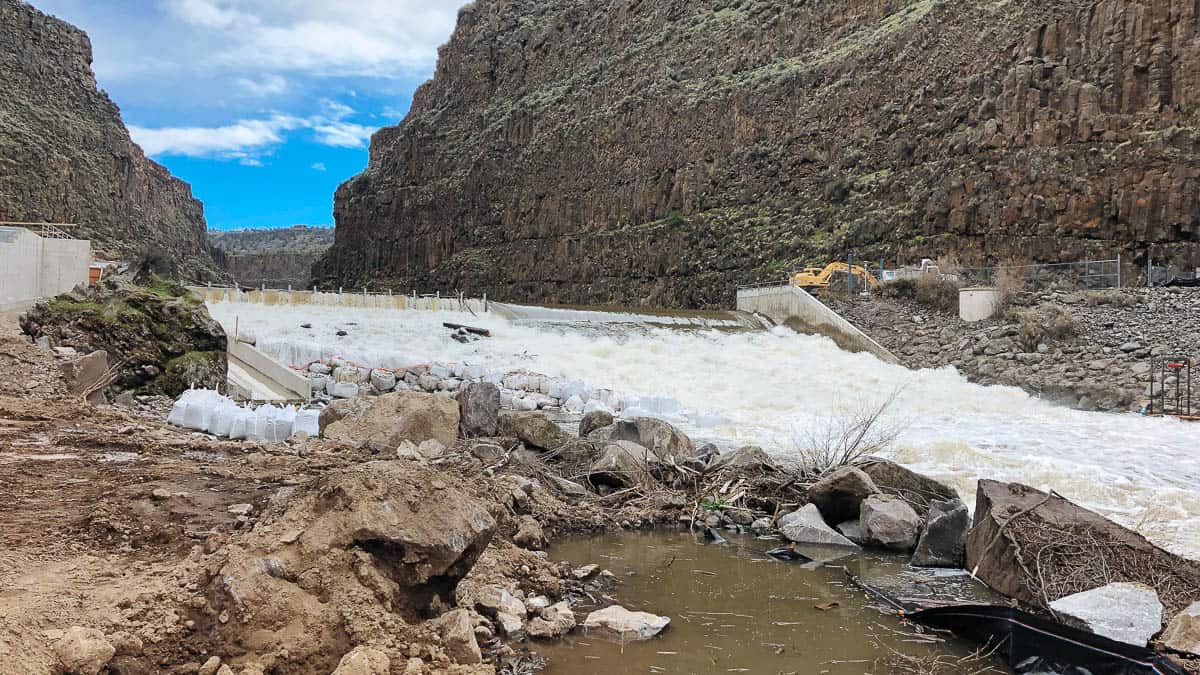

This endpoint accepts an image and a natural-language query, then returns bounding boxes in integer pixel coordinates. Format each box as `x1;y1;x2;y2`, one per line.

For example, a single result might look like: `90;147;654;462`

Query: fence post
1147;255;1152;288
1116;254;1121;288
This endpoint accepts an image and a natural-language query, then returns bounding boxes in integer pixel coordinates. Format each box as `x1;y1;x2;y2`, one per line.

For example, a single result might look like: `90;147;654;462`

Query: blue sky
35;0;467;230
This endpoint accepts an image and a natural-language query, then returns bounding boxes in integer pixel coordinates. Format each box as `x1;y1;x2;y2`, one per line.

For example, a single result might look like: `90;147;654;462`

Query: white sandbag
294;408;321;437
210;401;239;437
564;395;585;413
228;409;252;440
262;405;295;443
513;396;538;411
583;398;612;415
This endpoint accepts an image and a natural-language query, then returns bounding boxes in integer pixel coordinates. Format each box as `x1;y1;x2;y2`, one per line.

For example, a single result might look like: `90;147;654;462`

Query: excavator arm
791;262;878;289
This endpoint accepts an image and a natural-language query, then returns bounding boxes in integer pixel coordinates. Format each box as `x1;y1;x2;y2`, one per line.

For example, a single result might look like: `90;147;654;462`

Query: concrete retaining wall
190;286;489;313
0;227;91;310
228;339;312;401
736;285;898;363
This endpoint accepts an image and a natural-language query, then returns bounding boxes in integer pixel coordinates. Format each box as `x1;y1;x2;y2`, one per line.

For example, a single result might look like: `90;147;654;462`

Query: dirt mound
19;277;226;397
203;461;498;672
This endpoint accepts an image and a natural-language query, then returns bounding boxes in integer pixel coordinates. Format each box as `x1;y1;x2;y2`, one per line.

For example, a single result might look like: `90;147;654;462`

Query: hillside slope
209;226;333;288
0;0;226;282
317;0;1200;308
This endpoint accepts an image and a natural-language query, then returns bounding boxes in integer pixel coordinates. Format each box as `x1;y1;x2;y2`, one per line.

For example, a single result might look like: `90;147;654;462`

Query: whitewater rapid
209;301;1200;559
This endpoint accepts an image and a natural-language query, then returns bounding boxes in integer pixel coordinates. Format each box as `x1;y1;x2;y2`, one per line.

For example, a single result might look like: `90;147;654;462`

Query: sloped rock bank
20;277;226;397
319;0;1200;307
0;0;226;281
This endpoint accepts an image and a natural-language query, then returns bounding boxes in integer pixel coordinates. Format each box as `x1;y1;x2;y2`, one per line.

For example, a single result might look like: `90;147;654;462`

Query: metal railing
0;221;78;239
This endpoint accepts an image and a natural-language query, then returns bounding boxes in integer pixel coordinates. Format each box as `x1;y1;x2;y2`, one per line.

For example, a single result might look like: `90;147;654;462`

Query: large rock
437;609;482;664
911;499;968;568
582;605;670;641
498;411;571;451
860;494;922;551
706;445;778;473
966;480;1200;615
53;627;115;675
579;410;614;437
778;504;859;548
1163;601;1200;656
858;458;958;515
528;601;577;639
330;646;390;675
513;515;548;550
586;441;655;488
630;417;696;462
1048;582;1163;647
320;391;460;451
807;466;880;524
456;382;500;437
61;350;109;403
209;461;496;669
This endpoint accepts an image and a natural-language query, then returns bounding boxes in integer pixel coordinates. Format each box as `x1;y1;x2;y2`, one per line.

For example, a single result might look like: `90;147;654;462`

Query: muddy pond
537;530;1005;674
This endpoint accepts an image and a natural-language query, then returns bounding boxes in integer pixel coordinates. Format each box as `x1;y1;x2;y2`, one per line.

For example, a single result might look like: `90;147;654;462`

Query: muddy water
538;530;1003;674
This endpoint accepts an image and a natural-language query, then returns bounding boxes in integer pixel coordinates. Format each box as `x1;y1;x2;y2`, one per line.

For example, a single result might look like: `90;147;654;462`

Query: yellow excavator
791;262;880;290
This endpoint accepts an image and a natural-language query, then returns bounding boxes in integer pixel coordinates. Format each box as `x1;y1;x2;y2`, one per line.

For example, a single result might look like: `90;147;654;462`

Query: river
208;300;1200;559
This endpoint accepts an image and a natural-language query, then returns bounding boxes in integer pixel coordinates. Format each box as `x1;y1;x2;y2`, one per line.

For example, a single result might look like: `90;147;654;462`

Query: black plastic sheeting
906;605;1187;675
843;570;1186;675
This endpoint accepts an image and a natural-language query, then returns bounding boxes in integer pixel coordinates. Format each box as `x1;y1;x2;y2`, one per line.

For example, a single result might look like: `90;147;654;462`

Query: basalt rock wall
318;0;1200;308
0;0;226;282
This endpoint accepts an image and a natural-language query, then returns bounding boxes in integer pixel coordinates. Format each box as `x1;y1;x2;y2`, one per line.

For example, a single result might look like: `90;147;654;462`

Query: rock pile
836;287;1200;412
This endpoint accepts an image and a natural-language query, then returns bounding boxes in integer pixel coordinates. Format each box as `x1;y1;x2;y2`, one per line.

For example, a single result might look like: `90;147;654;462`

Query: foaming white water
209;301;1200;558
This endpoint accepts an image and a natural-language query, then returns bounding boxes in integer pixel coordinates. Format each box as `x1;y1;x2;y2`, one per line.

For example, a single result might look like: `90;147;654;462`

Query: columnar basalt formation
0;0;226;282
318;0;1200;308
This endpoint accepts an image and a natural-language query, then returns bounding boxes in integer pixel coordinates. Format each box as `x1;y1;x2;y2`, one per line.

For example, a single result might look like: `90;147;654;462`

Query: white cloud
311;162;326;171
164;0;465;77
129;101;372;159
236;74;288;98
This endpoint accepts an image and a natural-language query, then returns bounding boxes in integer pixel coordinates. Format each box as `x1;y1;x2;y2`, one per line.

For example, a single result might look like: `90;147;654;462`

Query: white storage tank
959;287;1001;322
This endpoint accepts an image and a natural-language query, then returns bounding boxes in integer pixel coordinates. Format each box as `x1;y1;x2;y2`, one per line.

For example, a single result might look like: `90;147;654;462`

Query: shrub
790;390;906;477
1014;304;1076;350
914;275;960;312
992;265;1027;310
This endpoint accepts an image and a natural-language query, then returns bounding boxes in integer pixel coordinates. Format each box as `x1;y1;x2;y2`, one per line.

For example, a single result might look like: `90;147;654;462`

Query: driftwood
443;322;491;337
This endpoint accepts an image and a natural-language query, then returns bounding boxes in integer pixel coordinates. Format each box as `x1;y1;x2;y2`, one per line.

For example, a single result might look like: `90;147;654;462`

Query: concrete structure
189;286;490;314
0;226;91;310
736;284;898;363
227;339;312;402
959;286;1000;322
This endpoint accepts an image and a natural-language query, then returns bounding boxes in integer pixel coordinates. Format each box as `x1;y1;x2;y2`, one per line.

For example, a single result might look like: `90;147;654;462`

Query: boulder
966;480;1200;614
513;515;548;550
860;494;922;550
579;410;614;437
470;585;527;619
528;601;577;639
495;612;526;639
777;504;859;548
707;445;778;473
498;411;571;451
858;458;958;515
548;475;589;497
586;441;655;487
835;520;865;545
437;609;482;664
582;605;670;641
331;646;390;675
53;627;115;675
1162;601;1200;656
1048;582;1163;647
911;499;968;568
320;391;460;451
61;350;109;403
631;417;696;462
807;466;880;523
456;382;500;437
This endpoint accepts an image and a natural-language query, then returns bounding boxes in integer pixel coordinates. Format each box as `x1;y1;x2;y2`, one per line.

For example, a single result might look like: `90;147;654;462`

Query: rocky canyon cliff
0;0;225;282
317;0;1200;308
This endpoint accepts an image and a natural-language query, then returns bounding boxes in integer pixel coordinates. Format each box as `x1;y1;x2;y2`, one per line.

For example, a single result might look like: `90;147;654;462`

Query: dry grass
992;265;1027;310
877;276;960;313
1012;303;1076;350
872;640;1006;675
